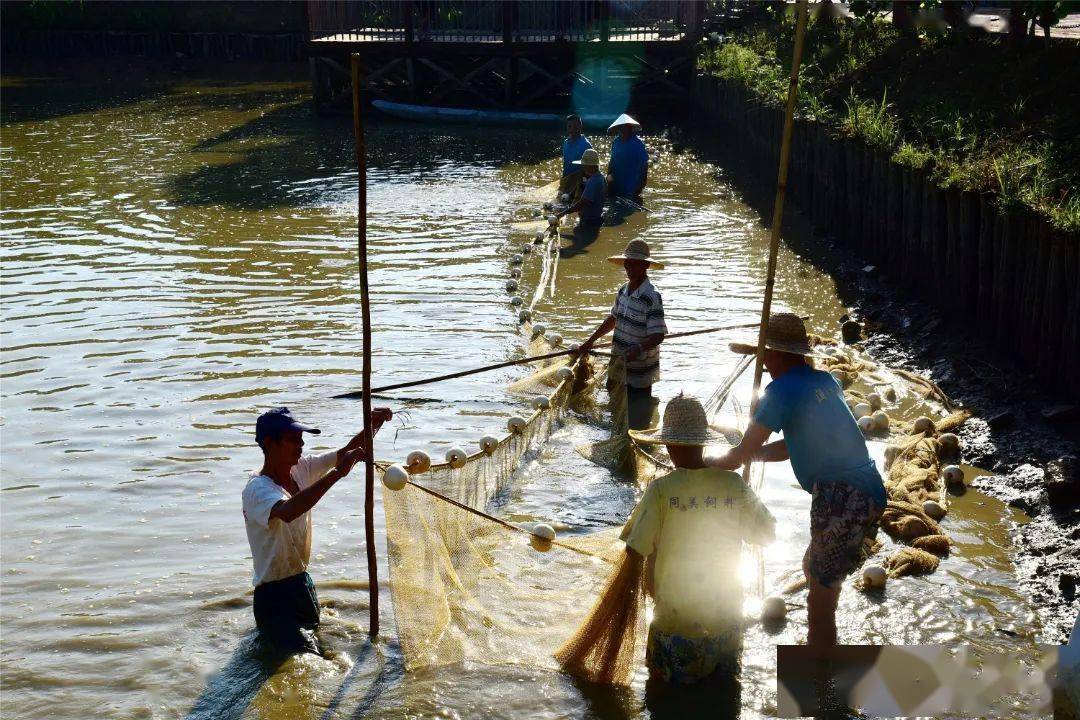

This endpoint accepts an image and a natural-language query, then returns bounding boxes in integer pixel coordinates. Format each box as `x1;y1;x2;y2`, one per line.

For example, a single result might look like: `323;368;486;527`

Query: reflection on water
0;71;1045;719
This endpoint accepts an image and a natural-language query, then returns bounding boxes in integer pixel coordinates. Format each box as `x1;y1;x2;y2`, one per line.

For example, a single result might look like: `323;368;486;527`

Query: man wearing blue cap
242;406;391;654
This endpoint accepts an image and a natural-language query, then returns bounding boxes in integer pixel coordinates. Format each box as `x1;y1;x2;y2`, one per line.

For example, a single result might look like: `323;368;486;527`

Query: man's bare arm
270;447;365;523
707;421;775;471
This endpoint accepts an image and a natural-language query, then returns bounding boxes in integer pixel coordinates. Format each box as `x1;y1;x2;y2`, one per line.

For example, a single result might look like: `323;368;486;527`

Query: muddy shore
683;127;1079;644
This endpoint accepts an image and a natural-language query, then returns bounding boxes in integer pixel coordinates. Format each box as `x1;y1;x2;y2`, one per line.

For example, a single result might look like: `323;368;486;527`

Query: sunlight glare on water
0;72;1046;719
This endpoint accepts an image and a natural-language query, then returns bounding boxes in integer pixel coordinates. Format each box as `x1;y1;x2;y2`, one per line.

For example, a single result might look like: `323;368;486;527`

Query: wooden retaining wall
695;76;1080;400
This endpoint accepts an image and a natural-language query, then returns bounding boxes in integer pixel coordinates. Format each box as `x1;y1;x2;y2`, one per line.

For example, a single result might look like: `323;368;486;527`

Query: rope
333;322;762;399
404;480;615;563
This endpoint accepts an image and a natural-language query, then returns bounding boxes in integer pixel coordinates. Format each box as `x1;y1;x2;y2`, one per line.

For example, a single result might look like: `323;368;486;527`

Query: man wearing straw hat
606;113;648;203
574;239;666;429
707;313;886;648
623;395;775;688
242;406;391;655
554;148;605;234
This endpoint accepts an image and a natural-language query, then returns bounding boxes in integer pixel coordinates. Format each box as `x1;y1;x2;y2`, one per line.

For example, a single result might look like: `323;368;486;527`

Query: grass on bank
699;13;1080;231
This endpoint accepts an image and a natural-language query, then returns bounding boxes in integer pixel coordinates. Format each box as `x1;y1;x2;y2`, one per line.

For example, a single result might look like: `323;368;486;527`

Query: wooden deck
306;2;703;113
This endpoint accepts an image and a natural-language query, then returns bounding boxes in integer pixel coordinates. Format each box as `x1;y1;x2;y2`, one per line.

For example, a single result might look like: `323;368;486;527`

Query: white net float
556;367;573;381
406;450;431;474
867;392;883;410
510;296;523;307
510;254;523;265
445;447;468;469
862;565;887;589
942;465;964;486
505;279;518;292
382;464;409;491
532;396;550;410
913;416;935;434
521;244;531;254
923;499;946;520
479;435;499;455
531;323;547;337
547;214;559;225
857;416;874;433
545;333;563;347
568;343;580;352
507;416;527;434
534;231;544;243
871;410;889;431
531;523;556;541
853;402;872;419
558;192;570;202
509;268;521;278
937;432;960;453
761;595;786;621
518;309;532;323
884;387;898;402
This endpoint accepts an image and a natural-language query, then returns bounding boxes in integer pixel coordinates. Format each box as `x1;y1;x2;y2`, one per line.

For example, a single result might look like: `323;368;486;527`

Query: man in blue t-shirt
561;114;593;178
555;148;605;229
707;313;885;650
606;113;648;202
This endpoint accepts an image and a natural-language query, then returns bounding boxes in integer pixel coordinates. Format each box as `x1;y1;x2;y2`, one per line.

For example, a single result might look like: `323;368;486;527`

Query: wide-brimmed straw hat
729;312;820;357
607;113;641;133
629;395;742;448
572;148;600;167
607;239;664;269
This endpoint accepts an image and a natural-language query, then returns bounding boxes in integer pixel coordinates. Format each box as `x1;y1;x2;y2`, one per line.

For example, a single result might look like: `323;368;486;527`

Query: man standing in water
574;239;666;429
561;113;593;180
606;114;648;203
554;148;605;235
242;406;391;654
706;313;886;648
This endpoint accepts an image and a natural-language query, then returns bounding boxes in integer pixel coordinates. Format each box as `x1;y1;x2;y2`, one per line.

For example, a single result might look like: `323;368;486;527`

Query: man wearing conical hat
554;148;605;233
708;313;886;649
622;395;775;688
575;239;666;429
606;114;648;203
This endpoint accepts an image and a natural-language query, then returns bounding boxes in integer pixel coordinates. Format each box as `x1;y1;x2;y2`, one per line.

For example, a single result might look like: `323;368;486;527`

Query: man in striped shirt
576;239;667;429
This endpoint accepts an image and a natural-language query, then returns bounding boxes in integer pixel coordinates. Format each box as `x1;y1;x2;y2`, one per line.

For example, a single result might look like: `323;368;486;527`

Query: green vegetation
698;11;1080;230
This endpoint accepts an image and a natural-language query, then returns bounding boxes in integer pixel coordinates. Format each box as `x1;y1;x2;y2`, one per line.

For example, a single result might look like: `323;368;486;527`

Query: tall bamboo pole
350;53;379;637
743;0;810;525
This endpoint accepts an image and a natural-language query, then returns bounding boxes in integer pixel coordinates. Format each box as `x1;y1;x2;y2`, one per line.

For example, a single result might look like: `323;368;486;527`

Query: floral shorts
804;482;883;589
646;625;741;685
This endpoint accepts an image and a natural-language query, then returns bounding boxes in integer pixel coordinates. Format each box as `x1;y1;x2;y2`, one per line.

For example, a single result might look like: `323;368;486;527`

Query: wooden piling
350;54;380;637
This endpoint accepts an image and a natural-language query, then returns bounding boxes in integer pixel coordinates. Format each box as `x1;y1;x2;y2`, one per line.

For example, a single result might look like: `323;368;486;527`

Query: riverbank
679;124;1079;644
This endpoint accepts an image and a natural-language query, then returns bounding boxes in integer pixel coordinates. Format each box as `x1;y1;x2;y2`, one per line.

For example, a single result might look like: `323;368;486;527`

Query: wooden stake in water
350;54;379;637
744;0;810;598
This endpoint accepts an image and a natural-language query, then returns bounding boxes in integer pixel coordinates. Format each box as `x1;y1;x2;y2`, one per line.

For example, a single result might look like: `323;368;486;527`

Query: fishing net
554;548;646;685
814;341;971;581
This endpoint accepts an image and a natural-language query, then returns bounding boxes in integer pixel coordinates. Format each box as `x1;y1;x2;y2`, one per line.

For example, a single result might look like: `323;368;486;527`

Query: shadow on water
0;74;170;125
184;631;288;720
167;104;568;210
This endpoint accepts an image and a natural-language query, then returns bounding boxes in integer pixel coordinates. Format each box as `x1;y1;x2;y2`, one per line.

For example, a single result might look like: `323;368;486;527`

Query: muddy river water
0;73;1053;718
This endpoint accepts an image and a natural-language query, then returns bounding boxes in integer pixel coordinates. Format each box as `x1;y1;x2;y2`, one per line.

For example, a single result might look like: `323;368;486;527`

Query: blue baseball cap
255;407;320;446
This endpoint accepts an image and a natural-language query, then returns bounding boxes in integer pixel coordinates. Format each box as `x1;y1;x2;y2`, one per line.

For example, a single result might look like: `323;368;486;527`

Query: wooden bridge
306;1;711;114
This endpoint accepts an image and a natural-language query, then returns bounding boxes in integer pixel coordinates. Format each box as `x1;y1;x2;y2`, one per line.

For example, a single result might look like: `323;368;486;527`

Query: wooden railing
307;1;703;43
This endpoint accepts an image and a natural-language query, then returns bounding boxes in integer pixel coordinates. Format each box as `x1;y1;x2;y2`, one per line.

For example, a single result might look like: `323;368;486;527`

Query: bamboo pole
332;321;763;399
742;0;809;522
350;54;379;637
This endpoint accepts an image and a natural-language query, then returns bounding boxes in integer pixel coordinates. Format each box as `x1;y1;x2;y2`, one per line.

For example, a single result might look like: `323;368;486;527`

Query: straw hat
629;395;742;447
729;312;819;357
607;113;641;133
572;148;600;167
607;239;664;269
